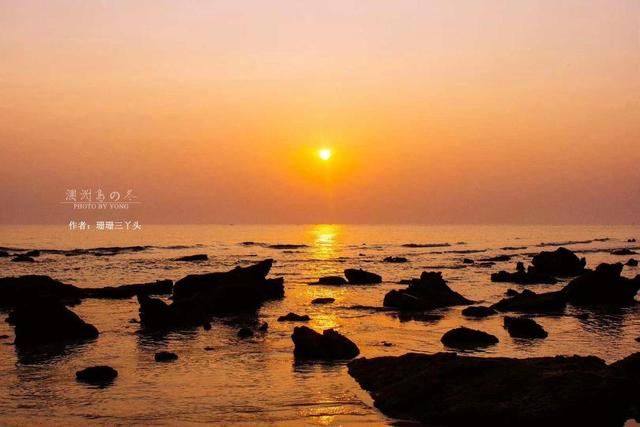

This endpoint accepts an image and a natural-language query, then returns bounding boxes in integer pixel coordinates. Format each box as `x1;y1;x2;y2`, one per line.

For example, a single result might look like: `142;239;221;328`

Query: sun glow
318;148;332;161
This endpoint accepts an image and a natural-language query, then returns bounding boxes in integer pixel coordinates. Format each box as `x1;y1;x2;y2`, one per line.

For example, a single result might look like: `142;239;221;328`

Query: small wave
402;243;451;248
239;242;308;250
501;246;528;250
422;264;468;270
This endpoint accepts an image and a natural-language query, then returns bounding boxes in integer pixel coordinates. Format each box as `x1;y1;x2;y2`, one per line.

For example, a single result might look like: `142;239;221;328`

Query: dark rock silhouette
629;238;637;242
258;322;268;332
530;247;586;276
492;289;566;313
155;351;178;362
0;334;9;339
76;366;118;385
0;275;83;307
11;254;35;262
480;255;511;262
612;249;637;256
383;256;408;263
291;326;359;360
23;250;41;257
0;250;9;257
174;254;208;262
491;261;557;284
348;352;640;426
237;327;253;338
171;259;284;314
462;258;474;264
9;299;98;345
137;294;208;330
505;288;520;297
383;272;472;311
311;297;335;304
561;262;640;305
636;336;640;343
316;276;347;285
278;312;310;322
440;327;498;349
627;258;638;267
344;268;382;284
83;280;173;299
503;316;548;338
462;306;497;318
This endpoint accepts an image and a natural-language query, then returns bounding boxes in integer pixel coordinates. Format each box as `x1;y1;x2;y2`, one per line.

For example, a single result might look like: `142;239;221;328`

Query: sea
0;224;639;426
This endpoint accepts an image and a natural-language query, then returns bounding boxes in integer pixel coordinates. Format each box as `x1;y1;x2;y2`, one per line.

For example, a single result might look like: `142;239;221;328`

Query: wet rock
278;312;310;322
155;351;178;362
503;316;548;339
461;306;497;318
440;327;498;349
316;276;348;285
383;272;472;311
344;268;382;284
626;258;638;267
491;261;557;285
76;366;118;385
174;254;208;262
0;275;83;307
530;247;586;277
480;255;511;262
383;256;408;263
492;289;566;313
348;352;640;426
172;259;284;314
311;297;335;304
83;280;173;299
462;258;474;264
9;299;98;345
611;249;637;256
137;294;208;331
11;255;35;263
237;327;253;338
562;262;640;305
292;326;359;360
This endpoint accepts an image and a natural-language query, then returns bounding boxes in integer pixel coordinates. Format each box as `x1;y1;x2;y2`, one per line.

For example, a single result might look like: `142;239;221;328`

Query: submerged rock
530;247;586;277
311;297;335;304
174;254;208;262
9;299;98;345
462;258;474;264
315;276;348;285
0;250;9;257
11;255;35;263
76;366;118;385
83;280;173;299
612;249;637;256
480;255;511;262
503;316;548;339
237;327;254;338
0;275;83;307
461;306;497;318
258;322;268;332
155;351;178;362
384;272;472;311
344;268;382;284
383;256;408;263
278;312;310;322
627;258;638;267
23;250;41;257
562;262;640;305
348;352;640;426
440;327;498;349
291;326;359;360
492;289;566;313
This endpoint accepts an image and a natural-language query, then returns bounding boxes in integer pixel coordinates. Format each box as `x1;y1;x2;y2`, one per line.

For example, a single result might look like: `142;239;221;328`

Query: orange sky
1;0;639;224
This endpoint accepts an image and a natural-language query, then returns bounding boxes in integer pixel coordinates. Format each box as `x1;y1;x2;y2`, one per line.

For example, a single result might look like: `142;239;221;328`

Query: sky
0;0;639;224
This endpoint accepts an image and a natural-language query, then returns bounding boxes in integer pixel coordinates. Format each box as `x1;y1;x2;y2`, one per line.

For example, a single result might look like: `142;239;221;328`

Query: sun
319;148;332;161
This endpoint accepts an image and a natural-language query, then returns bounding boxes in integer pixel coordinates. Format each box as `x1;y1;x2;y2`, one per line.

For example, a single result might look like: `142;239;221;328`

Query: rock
348;352;640;426
174;254;208;262
462;258;474;264
562;262;640;305
530;247;586;277
492;289;566;313
0;275;83;307
204;346;215;351
11;255;35;263
258;322;268;332
382;341;393;347
203;322;211;330
505;288;520;297
383;272;472;311
0;250;9;257
278;312;310;322
316;276;348;285
23;250;41;257
384;256;408;263
9;299;98;345
636;337;640;343
461;306;497;318
237;327;253;338
172;259;284;314
155;351;178;362
440;327;499;349
0;334;10;339
76;366;118;385
82;280;173;299
626;258;638;267
629;238;637;242
137;294;208;331
491;262;557;285
611;249;637;256
311;297;335;304
480;255;511;262
344;268;382;284
291;326;359;360
576;313;590;320
503;316;548;338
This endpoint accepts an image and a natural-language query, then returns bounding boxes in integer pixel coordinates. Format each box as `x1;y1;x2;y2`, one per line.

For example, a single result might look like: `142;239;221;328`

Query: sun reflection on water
310;224;340;261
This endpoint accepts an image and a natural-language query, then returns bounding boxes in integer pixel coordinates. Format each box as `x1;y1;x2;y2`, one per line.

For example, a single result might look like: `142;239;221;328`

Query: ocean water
0;224;639;426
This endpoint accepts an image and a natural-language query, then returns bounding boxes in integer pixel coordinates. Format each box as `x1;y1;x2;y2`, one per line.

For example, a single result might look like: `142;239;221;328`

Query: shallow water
1;224;639;426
